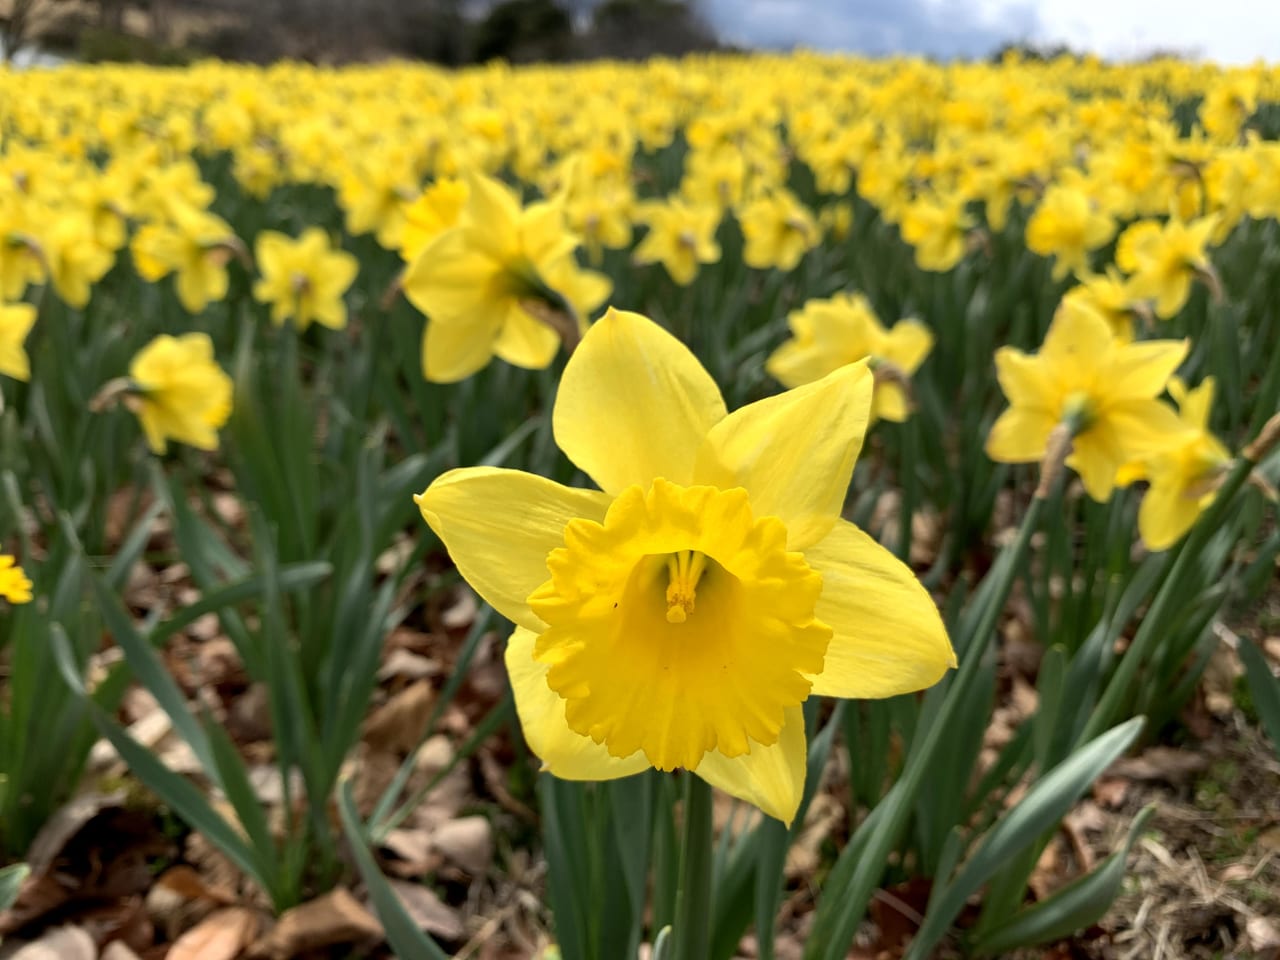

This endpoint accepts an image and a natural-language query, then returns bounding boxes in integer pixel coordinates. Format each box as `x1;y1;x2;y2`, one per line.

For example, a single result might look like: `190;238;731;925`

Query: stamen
665;549;707;624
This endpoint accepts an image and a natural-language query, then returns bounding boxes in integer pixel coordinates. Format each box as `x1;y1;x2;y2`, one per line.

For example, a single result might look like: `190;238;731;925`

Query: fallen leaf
441;588;478;629
1092;777;1129;809
5;926;96;960
432;817;494;876
153;866;237;905
247;888;381;959
364;681;435;755
167;907;259;960
785;794;843;880
378;649;443;683
1109;747;1209;783
386;880;464;941
382;829;440;877
1247;915;1280;952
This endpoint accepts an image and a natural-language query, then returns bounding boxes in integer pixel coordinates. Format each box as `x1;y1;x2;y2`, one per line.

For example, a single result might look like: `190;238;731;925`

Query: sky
698;0;1280;64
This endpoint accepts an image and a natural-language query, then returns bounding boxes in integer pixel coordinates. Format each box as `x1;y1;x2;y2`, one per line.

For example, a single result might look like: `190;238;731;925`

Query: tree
585;0;718;60
472;0;573;64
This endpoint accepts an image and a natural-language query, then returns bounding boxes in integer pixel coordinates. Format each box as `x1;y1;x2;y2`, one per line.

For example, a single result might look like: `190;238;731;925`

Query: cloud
700;0;1040;59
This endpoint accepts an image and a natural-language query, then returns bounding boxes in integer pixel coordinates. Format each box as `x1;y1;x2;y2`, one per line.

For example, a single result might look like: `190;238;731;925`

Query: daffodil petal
415;468;611;631
803;518;954;698
985;406;1058;463
1108;339;1188;398
694;705;807;826
421;315;501;384
695;361;873;550
553;308;727;494
993;347;1054;410
493;302;561;370
1138;478;1200;552
506;627;650;780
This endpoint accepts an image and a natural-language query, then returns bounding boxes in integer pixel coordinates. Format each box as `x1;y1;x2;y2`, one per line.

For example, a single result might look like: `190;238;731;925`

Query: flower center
665;549;706;623
527;479;831;772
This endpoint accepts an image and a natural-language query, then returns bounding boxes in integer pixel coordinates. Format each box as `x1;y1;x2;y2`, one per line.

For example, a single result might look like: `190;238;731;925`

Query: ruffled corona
528;479;830;773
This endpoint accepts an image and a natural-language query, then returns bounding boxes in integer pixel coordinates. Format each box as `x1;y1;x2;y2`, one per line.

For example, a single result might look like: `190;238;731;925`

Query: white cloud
698;0;1280;63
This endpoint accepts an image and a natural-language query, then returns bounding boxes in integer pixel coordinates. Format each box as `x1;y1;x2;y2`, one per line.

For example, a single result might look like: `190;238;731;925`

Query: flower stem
673;772;713;960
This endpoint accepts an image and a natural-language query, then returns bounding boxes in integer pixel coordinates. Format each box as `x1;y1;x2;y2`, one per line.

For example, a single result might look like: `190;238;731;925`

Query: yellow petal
1041;301;1113;384
694;704;807;826
873;382;909;423
695;361;873;550
421;314;501;384
985;407;1057;463
764;340;839;389
553;308;727;494
993;347;1054;410
492;302;561;370
506;627;650;780
415;468;611;631
884;319;934;375
804;518;954;698
1138;477;1201;552
1108;339;1188;399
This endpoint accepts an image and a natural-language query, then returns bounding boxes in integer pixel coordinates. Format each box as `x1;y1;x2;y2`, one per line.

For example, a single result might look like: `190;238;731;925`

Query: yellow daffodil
0;555;33;605
1116;215;1219;319
253;228;358;332
899;195;972;273
633;199;721;286
1025;181;1115;281
126;333;234;454
738;191;820;272
1117;377;1232;551
0;302;36;381
399;178;469;263
767;293;933;424
1061;270;1142;342
415;309;954;824
130;203;243;314
45;212;115;309
402;172;610;383
986;300;1189;502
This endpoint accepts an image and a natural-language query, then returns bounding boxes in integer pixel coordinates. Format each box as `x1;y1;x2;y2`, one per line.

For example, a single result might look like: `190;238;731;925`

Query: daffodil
0;302;36;381
398;178;469;263
0;555;33;605
402;172;610;384
130;203;243;314
126;333;234;454
415;309;954;824
1118;377;1232;551
766;293;933;424
1025;181;1115;280
899;195;972;273
253;228;358;332
738;191;820;272
1061;270;1141;342
986;300;1189;502
45;212;115;309
633;199;721;286
1116;215;1219;319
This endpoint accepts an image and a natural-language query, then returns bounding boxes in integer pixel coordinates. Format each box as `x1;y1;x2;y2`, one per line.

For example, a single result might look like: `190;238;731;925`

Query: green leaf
1239;637;1280;757
0;863;28;914
903;716;1145;959
50;626;272;896
337;781;451;960
974;805;1156;956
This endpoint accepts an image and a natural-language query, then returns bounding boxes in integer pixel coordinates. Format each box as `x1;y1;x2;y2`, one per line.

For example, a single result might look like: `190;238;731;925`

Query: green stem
673;772;713;960
1080;453;1257;743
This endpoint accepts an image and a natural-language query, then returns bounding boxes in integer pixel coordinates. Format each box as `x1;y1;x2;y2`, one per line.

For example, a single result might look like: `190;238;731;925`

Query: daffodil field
2;53;1280;958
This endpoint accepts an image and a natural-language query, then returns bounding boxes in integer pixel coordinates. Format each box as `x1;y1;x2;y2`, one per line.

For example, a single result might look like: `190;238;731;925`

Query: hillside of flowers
1;52;1279;959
